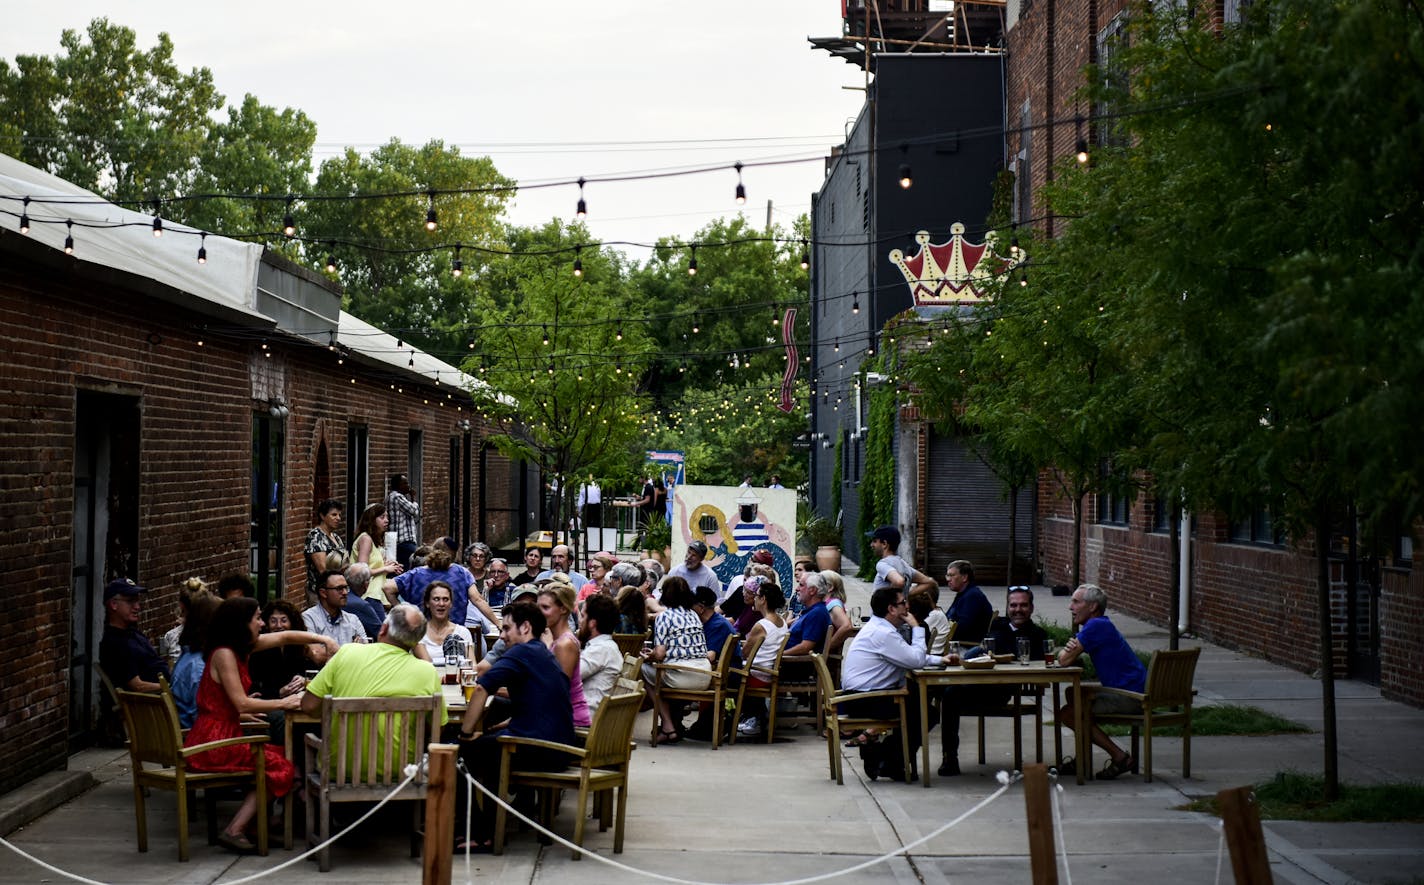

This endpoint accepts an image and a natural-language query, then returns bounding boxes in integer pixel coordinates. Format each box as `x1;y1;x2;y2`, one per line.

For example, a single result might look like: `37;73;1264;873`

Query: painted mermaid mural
672;484;797;598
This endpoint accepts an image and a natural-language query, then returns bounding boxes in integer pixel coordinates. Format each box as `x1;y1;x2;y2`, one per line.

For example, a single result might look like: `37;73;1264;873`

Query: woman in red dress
185;595;338;853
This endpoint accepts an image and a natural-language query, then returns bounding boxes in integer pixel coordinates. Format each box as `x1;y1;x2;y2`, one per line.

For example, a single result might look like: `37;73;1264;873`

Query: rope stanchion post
1022;764;1058;885
1217;786;1271;885
423;745;458;885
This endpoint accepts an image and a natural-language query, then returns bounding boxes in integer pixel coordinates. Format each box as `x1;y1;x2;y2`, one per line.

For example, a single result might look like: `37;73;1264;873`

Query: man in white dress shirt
840;584;950;782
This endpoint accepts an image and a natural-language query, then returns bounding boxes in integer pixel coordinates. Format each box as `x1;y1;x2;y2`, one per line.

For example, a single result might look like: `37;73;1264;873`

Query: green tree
1035;0;1424;799
304;139;514;356
464;221;651;550
0;18;222;205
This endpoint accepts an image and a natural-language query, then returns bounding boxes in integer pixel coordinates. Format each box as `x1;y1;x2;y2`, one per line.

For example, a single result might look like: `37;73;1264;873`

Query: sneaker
736;718;763;737
938;757;961;777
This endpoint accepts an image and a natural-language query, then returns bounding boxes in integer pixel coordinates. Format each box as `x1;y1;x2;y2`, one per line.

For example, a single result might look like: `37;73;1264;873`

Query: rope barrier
1048;769;1074;885
0;765;420;885
458;764;1018;885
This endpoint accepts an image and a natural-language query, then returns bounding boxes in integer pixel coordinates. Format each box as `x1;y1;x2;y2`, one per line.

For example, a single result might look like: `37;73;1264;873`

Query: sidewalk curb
0;770;95;837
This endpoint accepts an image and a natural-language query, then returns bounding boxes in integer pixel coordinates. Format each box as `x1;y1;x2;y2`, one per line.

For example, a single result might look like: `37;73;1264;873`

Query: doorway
251;413;285;604
70;390;140;749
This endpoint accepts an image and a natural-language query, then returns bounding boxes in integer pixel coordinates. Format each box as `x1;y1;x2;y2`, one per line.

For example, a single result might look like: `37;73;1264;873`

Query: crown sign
888;223;1024;305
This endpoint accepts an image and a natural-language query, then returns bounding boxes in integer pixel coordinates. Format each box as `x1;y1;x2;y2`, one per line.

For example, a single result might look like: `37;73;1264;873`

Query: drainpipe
1177;511;1191;634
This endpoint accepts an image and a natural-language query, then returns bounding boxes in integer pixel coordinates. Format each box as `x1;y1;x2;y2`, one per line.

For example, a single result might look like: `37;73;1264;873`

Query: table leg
1052;682;1063;767
283;716;295;849
919;680;931;787
1072;675;1086;786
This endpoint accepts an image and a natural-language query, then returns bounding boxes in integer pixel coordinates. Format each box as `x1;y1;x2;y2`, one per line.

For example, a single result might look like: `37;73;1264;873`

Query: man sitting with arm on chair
456;599;575;853
1056;583;1147;780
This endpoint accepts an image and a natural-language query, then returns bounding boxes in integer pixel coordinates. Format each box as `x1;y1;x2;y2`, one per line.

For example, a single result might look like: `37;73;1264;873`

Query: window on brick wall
347;424;369;516
1151;492;1173;533
1095;12;1130;150
1229;505;1283;546
1223;0;1252;24
1097;461;1130;526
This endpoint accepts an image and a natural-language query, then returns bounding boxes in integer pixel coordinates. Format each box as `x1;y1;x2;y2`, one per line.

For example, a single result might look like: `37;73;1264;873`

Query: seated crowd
100;506;1136;859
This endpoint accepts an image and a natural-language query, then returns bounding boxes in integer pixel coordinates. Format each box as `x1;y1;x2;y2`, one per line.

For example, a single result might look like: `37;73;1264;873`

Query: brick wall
0;251;486;794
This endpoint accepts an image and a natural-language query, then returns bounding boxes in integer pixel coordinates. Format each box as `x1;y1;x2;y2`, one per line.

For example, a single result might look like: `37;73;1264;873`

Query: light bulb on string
547;360;554;376
325;242;337;274
575;177;587;220
408;354;415;368
897;143;912;189
688;245;698;276
733;161;746;205
615;324;623;341
280;196;295;237
197;232;208;264
452;244;463;276
151;200;163;237
19;197;30;234
692;322;700;334
1075;116;1089;164
542;325;550;347
851;291;860;315
833;338;839;353
64;219;74;254
573;245;583;277
425;191;438;231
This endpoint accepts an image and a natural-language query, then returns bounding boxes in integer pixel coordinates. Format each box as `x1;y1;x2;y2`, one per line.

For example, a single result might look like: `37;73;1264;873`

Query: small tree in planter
642;514;672;567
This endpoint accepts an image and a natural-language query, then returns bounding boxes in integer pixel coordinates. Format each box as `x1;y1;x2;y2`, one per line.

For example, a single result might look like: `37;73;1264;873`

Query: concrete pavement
3;568;1422;884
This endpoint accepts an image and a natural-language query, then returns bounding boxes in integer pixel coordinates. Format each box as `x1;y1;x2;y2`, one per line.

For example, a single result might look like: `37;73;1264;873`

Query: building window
1229;505;1282;546
1223;0;1252;24
1097;492;1129;527
346;424;369;517
1095;12;1130;150
1151;493;1173;533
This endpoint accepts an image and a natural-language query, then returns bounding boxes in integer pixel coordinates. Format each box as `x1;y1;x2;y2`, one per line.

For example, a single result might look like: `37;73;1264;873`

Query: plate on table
993;654;1016;664
962;657;996;670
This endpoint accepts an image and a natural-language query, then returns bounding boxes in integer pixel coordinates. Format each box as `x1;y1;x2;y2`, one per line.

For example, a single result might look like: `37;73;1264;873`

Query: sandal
454;838;493;854
216;830;257;855
843;729;881;747
656;728;682;746
1096;754;1134;781
1055;756;1077;777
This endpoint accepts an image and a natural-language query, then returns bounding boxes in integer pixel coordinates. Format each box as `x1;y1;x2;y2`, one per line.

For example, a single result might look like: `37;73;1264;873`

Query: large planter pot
815;545;842;572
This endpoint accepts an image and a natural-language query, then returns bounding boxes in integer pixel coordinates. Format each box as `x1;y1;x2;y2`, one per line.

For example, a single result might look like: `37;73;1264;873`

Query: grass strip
1181;772;1424;822
1099;703;1310;737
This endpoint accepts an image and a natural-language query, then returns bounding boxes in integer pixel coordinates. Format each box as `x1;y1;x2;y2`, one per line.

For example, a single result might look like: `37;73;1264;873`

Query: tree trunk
1168;497;1181;651
1070;493;1083;590
1316;503;1340;801
1007;484;1019;588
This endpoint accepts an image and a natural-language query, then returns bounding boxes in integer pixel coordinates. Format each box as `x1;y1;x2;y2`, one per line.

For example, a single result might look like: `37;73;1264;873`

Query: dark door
251;413;285;604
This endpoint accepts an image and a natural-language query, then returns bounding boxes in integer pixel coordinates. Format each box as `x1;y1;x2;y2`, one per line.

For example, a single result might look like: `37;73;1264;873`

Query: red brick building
0;154;526;792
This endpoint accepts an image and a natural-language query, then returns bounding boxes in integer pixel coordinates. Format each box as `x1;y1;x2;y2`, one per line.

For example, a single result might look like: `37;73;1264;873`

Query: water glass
982;636;996;656
1016;636;1031;666
947;640;961;663
1043;639;1056;664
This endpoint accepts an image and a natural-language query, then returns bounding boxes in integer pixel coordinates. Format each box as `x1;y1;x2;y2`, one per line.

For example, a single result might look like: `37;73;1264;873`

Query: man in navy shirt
944;560;993;645
686;586;739;741
456;599;574;851
1057;583;1148;780
98;579;170;693
783;571;831;656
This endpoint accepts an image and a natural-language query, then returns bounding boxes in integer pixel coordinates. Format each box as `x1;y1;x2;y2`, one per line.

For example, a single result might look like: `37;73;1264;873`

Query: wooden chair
1091;647;1201;782
615;653;643;694
728;633;790;744
115;677;270;861
612;632;649;659
302;693;441;871
650;634;737;749
494;689;643;859
810;653;911;785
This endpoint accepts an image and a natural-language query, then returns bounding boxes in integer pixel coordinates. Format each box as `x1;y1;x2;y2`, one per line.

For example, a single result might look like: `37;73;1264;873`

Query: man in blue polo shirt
1057;583;1148;780
783;570;831;656
456;599;574;852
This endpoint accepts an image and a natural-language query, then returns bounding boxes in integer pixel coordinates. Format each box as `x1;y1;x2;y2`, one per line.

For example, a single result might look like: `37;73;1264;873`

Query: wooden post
422;744;458;885
1022;763;1059;885
1218;785;1273;884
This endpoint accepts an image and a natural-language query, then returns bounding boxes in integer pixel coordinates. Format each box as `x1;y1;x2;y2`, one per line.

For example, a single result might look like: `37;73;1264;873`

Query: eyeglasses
1008;585;1030;591
326;584;350;592
889;598;909;608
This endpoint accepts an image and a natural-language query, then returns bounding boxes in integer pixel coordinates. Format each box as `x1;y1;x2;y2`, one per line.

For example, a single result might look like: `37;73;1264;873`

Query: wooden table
910;662;1087;787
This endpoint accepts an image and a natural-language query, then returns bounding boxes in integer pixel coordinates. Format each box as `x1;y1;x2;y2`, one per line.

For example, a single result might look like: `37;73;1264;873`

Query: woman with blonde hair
537;575;591;728
820;569;856;654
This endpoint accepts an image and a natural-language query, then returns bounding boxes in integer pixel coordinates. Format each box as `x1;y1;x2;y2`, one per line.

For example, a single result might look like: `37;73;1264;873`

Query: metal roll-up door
924;432;1036;586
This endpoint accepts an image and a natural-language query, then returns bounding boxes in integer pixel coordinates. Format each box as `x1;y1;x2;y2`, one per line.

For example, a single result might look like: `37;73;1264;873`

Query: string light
898;144;913;189
18;197;30;234
151;200;163;237
800;240;810;270
452;244;463;276
833;338;840;353
687;245;698;276
542;325;550;346
325;242;337;274
281;196;296;237
197;232;207;264
734;161;746;205
616;324;623;341
575;177;587;220
1075;116;1089;164
851;291;860;315
425;191;438;231
573;245;583;277
408;353;415;368
64;219;74;254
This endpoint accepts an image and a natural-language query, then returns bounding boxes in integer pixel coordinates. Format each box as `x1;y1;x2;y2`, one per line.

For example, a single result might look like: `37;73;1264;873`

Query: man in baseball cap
868;525;936;596
99;579;170;693
669;539;722;598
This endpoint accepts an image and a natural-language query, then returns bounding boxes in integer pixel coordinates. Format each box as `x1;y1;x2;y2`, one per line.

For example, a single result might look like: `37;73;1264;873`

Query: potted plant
802;513;843;573
642;514;672;567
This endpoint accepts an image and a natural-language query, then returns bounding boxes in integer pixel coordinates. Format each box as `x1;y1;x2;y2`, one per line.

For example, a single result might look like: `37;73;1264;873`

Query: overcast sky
2;2;870;260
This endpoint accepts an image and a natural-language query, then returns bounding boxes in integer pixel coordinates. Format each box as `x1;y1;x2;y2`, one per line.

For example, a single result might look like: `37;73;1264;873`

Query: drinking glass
982;636;996;656
947;640;961;663
1043;639;1056;665
1016;636;1031;666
